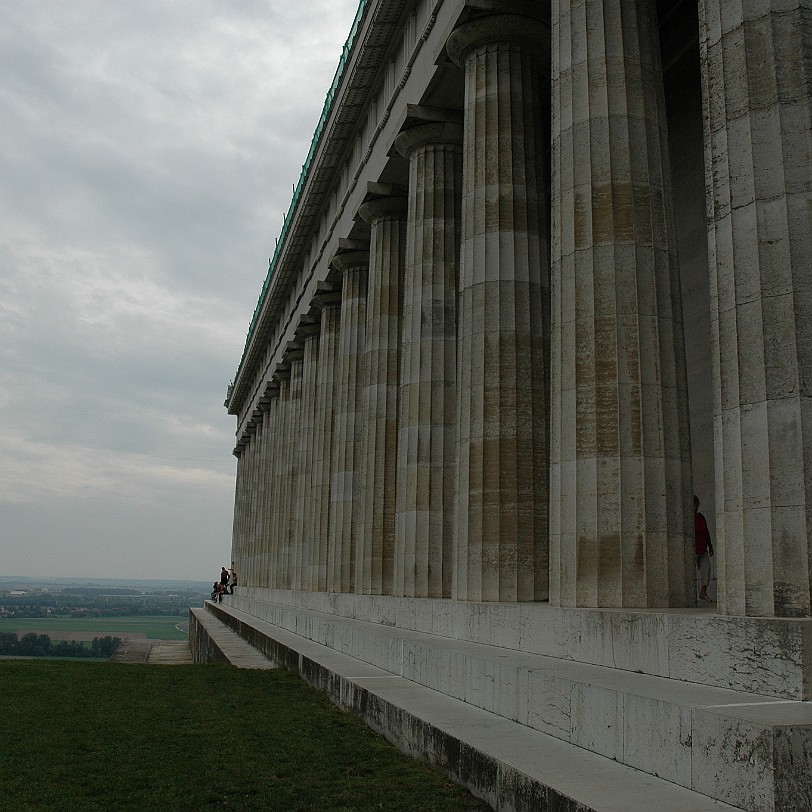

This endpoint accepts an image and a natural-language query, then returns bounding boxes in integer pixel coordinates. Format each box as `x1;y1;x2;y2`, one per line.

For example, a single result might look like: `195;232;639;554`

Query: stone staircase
110;639;193;665
190;593;812;811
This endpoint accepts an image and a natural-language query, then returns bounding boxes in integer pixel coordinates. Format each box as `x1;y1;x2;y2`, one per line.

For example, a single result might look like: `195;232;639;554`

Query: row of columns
231;2;811;616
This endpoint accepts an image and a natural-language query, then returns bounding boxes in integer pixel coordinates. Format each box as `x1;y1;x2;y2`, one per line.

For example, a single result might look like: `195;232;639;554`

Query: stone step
189;606;276;669
208;598;812;811
146;641;193;665
225;588;811;701
110;639;152;664
199;600;743;812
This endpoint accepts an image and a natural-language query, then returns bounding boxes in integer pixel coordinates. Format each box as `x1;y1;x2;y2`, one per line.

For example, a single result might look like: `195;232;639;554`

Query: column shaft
253;414;267;588
448;15;551;602
312;295;342;591
394;123;463;598
357;199;407;595
247;426;259;589
701;0;812;617
271;375;291;588
231;447;246;586
328;253;369;592
284;355;304;589
295;328;320;591
261;392;280;588
550;0;693;607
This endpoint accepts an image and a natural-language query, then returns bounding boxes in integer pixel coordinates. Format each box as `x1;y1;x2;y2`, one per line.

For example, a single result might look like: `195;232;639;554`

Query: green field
0;615;188;640
1;660;486;811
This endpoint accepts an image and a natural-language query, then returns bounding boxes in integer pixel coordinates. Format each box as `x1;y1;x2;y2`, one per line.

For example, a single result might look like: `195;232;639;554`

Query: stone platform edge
197;600;740;812
229;587;812;701
189;606;276;669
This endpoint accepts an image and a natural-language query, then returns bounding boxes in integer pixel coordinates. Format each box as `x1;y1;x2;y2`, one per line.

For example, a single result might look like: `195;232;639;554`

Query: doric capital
257;379;279;410
296;321;321;341
312;290;343;310
329;249;370;274
273;364;291;382
358;195;408;225
446;14;550;68
394;122;464;161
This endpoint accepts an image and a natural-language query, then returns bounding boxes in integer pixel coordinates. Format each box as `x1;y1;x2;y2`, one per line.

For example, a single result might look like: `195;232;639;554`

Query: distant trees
0;632;121;659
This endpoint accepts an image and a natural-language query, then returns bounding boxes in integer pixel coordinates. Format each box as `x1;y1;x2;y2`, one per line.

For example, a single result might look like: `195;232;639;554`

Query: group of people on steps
211;564;237;602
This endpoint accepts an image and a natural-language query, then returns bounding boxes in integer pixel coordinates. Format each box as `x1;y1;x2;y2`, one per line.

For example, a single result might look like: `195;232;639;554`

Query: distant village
0;578;209;619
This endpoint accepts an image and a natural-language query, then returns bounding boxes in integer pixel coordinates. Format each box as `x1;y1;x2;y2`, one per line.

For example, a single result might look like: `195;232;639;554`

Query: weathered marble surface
447;14;550;603
550;0;694;609
393;123;462;599
357;197;407;596
700;0;812;618
220;592;812;807
328;253;369;593
235;588;812;700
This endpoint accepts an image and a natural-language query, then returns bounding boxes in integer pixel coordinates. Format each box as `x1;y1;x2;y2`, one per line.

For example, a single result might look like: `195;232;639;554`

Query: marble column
271;371;291;589
230;445;245;585
328;252;369;592
393;122;463;598
356;198;407;595
239;438;253;586
252;411;267;589
701;0;812;617
447;15;550;602
294;324;320;591
283;351;304;590
245;423;259;589
259;390;279;589
550;0;694;608
312;292;342;591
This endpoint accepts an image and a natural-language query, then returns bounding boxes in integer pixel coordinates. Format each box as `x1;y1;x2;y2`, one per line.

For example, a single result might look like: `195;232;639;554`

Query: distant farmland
0;616;188;641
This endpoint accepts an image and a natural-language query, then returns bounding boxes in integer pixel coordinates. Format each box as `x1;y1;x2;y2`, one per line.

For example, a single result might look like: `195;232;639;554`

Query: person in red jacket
695;495;714;602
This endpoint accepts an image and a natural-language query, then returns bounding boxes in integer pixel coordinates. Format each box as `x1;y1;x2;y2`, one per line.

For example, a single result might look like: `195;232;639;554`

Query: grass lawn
0;615;188;641
1;660;488;811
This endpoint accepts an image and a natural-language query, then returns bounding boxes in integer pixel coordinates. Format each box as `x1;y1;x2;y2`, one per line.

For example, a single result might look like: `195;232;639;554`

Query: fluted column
328;252;369;592
240;437;254;586
283;352;304;589
259;389;279;588
295;324;320;591
253;411;268;588
550;0;693;608
701;0;812;617
271;371;290;588
356;198;407;595
231;443;247;585
246;424;259;589
312;292;342;591
447;15;550;602
393;122;463;598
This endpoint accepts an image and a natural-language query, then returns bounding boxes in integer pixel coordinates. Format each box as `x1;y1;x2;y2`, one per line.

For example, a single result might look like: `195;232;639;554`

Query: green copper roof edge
230;0;371;400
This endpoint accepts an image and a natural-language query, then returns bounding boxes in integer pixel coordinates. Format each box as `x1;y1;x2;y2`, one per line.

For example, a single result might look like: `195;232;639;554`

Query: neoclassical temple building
193;1;812;808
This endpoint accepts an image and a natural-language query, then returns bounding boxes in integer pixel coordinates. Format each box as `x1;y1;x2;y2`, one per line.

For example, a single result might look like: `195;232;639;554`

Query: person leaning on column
694;496;714;602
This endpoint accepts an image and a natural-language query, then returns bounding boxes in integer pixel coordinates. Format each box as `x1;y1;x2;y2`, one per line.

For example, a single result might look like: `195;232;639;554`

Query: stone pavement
111;639;193;665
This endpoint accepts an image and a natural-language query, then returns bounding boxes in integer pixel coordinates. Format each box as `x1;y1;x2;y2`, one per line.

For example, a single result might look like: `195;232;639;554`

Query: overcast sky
1;0;361;582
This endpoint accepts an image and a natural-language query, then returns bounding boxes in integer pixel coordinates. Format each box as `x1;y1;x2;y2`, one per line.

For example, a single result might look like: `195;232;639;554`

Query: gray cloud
0;0;360;580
